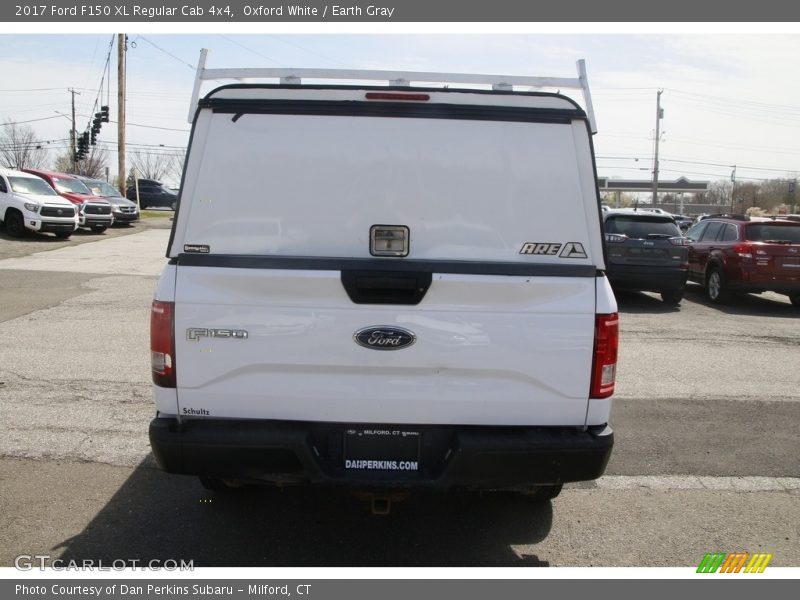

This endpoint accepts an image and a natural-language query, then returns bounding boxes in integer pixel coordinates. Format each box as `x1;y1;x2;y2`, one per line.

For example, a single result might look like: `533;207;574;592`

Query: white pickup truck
149;54;618;507
0;167;78;239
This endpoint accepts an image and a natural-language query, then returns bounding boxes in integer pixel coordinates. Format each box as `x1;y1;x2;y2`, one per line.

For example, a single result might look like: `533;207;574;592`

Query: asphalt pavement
0;226;797;567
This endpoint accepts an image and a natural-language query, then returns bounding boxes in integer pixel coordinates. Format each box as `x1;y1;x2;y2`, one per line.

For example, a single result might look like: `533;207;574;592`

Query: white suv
148;56;618;507
0;168;78;239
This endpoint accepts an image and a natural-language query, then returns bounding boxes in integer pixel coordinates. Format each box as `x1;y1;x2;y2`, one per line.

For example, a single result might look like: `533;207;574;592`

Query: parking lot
0;224;798;567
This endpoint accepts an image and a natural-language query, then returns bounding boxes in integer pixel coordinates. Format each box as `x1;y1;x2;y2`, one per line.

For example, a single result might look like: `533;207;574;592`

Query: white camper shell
149;55;618;498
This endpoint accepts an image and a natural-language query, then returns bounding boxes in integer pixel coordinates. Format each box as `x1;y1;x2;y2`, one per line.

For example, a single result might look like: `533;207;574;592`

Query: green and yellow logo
697;552;773;573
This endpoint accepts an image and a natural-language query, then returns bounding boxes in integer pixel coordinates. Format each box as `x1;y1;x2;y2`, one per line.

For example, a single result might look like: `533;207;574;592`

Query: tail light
605;233;627;243
590;313;619;399
668;237;688;246
151;300;176;388
734;243;754;259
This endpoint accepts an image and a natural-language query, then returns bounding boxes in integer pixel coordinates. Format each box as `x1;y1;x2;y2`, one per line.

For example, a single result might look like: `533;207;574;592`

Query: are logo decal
519;241;587;259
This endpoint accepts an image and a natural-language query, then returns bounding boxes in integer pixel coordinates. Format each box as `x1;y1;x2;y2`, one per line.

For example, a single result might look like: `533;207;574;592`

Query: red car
685;214;800;307
23;169;114;233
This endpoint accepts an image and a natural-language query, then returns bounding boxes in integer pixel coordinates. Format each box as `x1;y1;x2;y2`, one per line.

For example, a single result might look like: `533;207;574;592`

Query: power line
271;35;351;68
219;35;282;66
666;88;800;113
132;35;195;70
1;115;70;125
0;87;75;92
109;119;189;132
661;157;799;175
657;168;773;182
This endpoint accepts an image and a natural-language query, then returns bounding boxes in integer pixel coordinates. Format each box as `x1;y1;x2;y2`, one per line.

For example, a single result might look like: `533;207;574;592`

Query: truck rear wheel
54;231;72;239
90;225;107;233
661;289;683;305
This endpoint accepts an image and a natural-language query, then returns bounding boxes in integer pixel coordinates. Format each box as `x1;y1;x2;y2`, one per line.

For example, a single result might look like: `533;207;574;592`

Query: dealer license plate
344;428;421;472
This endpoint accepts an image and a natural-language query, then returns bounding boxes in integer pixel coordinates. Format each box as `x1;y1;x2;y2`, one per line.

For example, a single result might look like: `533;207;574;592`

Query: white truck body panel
164;86;611;429
172;268;596;425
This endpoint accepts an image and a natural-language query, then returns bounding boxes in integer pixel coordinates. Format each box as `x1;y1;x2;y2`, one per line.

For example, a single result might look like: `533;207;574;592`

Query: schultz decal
354;326;416;350
184;244;210;254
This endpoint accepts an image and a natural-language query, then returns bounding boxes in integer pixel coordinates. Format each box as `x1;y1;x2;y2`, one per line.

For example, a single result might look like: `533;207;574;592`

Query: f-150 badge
186;328;249;341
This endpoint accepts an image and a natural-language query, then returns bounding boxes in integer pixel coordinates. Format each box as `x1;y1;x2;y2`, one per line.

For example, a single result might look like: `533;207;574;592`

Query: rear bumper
607;264;687;292
735;271;800;295
149;417;613;490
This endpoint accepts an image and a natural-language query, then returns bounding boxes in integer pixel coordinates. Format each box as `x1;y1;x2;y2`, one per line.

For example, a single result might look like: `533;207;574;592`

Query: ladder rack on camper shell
188;48;597;133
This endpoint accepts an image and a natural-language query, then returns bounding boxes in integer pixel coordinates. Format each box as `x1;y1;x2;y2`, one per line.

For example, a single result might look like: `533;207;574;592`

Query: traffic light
100;105;109;122
91;114;102;145
76;131;90;159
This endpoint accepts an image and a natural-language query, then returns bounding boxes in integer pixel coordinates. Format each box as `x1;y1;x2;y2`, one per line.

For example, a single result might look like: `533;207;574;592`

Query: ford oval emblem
354;326;416;351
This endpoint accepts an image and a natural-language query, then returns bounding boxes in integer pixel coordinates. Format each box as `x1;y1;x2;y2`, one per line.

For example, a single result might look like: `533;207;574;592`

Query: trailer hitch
352;490;411;515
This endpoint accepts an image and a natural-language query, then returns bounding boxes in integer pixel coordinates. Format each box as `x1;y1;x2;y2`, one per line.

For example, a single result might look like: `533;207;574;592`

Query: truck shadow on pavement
615;287;797;317
612;290;682;314
683;283;798;317
53;460;553;567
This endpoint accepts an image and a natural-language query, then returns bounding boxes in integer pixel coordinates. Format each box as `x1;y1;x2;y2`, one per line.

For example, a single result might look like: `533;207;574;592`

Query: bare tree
53;146;109;179
129;149;184;183
0;119;49;170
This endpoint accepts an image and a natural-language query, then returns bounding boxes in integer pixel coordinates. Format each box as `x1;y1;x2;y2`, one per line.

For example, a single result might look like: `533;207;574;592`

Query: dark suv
685;214;800;306
126;178;177;210
603;209;689;305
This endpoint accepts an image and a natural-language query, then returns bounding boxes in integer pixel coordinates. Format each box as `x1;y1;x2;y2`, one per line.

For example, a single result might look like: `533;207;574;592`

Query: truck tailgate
173;267;596;426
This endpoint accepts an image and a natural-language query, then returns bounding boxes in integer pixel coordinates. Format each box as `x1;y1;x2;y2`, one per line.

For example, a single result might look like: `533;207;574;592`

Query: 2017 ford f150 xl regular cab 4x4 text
148;53;618;509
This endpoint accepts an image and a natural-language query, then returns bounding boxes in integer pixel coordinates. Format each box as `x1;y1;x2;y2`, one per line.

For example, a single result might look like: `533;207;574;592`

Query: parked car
23;169;114;233
126;178;177;210
685;215;800;306
672;214;694;231
76;176;139;224
603;208;688;305
0;167;78;239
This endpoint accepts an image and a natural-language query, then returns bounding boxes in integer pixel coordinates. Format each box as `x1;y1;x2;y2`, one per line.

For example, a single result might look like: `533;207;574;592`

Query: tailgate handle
341;270;432;305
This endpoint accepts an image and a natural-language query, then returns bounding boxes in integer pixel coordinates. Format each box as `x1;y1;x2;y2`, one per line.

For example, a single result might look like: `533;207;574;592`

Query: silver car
77;177;140;225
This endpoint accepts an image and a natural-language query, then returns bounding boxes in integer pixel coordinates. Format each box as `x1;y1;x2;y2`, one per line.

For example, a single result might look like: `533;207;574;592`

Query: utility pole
69;88;79;172
117;33;126;195
730;166;737;212
650;89;663;206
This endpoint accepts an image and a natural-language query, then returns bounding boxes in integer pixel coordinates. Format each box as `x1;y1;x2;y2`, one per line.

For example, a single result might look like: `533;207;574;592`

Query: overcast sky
1;33;799;187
